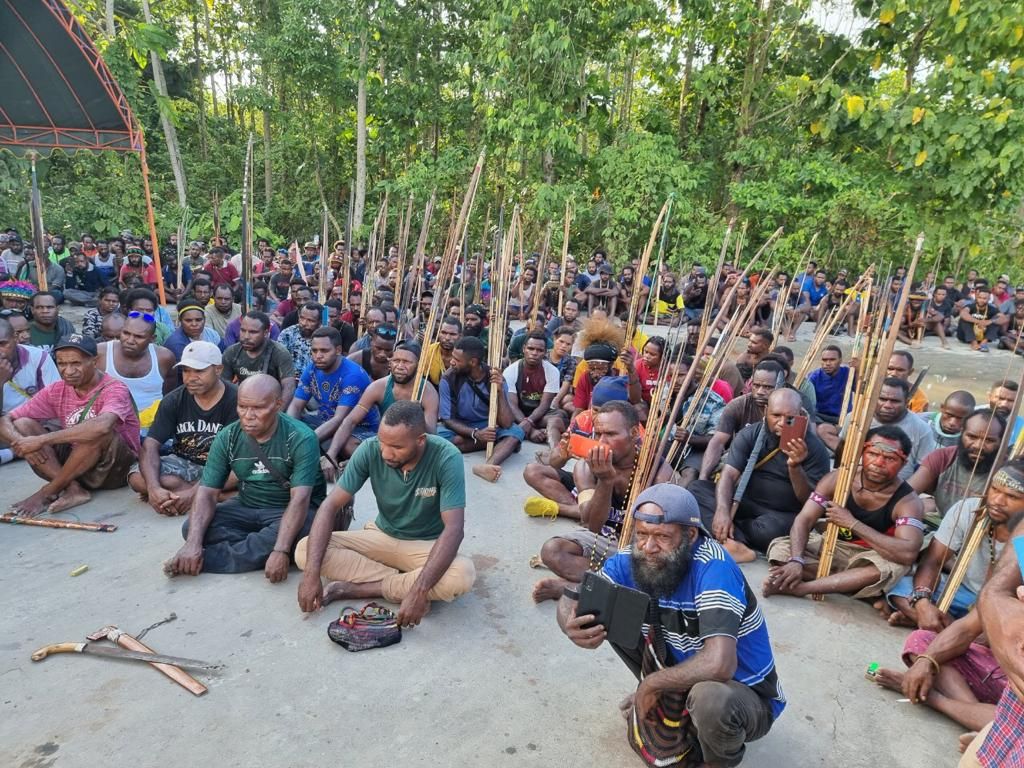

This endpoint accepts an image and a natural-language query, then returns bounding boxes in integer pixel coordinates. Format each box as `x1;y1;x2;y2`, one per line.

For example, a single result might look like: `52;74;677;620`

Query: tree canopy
2;0;1022;276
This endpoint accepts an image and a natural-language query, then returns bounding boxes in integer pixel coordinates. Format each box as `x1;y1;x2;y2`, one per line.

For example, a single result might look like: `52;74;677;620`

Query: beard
630;536;695;599
957;443;995;473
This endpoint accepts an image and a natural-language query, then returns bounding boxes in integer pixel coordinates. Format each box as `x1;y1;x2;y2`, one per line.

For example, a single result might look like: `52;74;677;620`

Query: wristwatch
908;588;932;607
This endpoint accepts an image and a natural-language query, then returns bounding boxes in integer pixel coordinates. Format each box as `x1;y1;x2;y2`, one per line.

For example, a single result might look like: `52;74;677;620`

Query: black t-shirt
269;273;292;301
148;383;239;464
724;422;831;513
331;320;357;355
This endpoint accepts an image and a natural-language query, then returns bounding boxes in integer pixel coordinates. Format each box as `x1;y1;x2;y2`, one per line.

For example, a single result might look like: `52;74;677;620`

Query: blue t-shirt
602;537;786;720
805;282;828;306
296;357;378;426
808;366;852;418
438;371;509;425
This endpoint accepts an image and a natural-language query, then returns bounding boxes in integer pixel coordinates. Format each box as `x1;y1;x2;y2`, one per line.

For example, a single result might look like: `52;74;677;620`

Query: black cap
53;333;98;357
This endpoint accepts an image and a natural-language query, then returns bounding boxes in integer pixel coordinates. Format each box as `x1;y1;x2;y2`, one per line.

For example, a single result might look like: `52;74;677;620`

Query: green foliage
2;0;1022;281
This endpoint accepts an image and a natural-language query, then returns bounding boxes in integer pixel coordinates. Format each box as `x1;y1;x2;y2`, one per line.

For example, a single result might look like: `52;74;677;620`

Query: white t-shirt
3;345;61;414
502;360;560;414
935;497;1004;596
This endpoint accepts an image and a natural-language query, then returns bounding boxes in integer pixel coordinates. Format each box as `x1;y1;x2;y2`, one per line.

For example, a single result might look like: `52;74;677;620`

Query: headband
0;280;35;299
584;343;618;363
993;469;1024;494
862;439;907;461
178;303;205;316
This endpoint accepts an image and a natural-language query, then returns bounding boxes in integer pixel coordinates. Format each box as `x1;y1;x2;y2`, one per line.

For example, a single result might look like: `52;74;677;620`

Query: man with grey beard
556;483;785;767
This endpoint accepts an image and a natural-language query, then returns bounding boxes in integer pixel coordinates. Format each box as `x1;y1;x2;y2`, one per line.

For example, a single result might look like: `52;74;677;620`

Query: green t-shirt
201;413;326;510
339;434;466;540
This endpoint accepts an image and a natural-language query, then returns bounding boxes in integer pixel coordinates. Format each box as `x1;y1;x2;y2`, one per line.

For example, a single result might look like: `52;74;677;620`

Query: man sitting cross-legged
295;400;475;627
128;341;238;516
529;400;674;602
691;388;831;564
763;425;924;600
164;374;325;580
885;458;1021;631
502;329;562;444
557;483;785;768
0;333;140;517
320;341;439;481
286;326;375;455
439;336;524;483
870;483;1024;735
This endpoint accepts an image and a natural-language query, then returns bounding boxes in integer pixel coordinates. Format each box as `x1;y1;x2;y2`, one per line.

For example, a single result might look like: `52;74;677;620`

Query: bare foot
9;490;56;518
887;611;916;628
873;598;894;620
528;555;549;570
322;580;357;607
472;464;502;483
958;732;978;754
47;484;92;514
873;667;905;693
723;538;757;563
532;577;571;603
619;693;635;720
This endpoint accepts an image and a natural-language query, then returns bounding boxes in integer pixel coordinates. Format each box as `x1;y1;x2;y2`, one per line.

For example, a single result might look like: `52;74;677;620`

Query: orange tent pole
138;130;166;305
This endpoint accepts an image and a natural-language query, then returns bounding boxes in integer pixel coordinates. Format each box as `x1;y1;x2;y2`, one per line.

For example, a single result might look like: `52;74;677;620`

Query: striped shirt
601;536;786;719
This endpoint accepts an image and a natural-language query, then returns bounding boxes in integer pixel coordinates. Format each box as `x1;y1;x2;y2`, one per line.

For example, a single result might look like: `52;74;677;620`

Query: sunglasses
375;324;398;339
127;311;156;323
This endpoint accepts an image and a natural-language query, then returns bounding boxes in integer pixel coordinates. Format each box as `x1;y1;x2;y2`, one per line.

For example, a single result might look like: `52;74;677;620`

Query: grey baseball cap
631;483;709;534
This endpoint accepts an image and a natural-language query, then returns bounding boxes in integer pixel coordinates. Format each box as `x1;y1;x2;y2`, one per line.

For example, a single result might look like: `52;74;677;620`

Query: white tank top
106;342;163;413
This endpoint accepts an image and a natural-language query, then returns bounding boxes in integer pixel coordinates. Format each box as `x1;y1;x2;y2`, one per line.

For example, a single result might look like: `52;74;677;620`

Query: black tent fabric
0;0;139;155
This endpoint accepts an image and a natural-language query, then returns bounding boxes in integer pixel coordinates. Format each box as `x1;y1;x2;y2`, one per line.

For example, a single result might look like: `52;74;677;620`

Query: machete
31;642;221;671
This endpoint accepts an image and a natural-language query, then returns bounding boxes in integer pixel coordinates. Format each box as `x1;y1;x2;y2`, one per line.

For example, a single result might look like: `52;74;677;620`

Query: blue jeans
886;572;977;617
438;422;525;443
182;497;317;573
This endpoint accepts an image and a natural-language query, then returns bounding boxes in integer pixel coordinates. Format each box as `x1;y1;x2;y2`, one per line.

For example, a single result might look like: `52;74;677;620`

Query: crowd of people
2;224;1023;768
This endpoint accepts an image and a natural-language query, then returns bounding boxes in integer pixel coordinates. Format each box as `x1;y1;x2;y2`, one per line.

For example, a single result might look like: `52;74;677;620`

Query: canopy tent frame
0;0;167;303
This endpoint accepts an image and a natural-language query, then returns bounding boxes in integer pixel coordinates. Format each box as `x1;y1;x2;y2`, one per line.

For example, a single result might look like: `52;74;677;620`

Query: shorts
54;436;136;491
885;572;977;618
902;630;1006;704
554;528;621;569
765;531;909;599
127;454;205;484
557;468;575;493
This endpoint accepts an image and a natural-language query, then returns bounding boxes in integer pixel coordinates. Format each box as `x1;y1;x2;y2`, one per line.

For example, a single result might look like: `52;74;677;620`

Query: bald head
238;373;282;402
768;387;802;412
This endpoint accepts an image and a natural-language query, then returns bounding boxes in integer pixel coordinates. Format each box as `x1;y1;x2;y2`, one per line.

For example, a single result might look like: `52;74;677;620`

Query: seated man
439;336;524;483
528;400;674;601
668;354;727;487
867;378;936;480
735;329;773;382
558;483;785;768
295;400;475;626
909;409;1004;526
956;285;1003;352
763;425;924;600
321;341;438;479
986;378;1024;445
886;350;929;413
809;345;853;442
698;361;784;482
920;390;975;449
286;326;375;453
97;311;176;430
0;315;60;432
886;460;1022;630
128;341;238;516
692;389;830;562
422;316;461;387
165;374;325;579
348;322;396;381
276;301;323;375
502;330;561;444
0;334;140;516
221;311;296;405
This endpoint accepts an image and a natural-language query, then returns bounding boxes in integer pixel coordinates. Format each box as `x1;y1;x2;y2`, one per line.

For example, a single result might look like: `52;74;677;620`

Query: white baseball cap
175;341;222;370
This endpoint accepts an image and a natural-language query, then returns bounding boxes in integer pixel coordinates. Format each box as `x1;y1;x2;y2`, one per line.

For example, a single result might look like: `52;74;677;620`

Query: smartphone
1014;536;1024;582
577;571;650;649
779;414;809;447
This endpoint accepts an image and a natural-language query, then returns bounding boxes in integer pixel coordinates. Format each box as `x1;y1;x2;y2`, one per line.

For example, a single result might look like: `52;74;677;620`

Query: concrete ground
1;323;1019;768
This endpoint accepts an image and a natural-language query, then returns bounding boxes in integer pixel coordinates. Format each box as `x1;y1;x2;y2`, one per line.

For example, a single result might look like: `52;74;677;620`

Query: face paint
861;439;906;482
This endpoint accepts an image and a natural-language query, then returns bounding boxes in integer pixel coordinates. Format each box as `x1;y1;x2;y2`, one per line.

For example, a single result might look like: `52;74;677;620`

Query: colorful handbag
327;602;402;652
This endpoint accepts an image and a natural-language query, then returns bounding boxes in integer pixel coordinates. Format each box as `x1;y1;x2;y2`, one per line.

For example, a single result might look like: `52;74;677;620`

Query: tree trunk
263;70;273;213
203;1;218;116
678;36;695;139
140;0;187;209
578;61;588;157
104;0;115;37
354;30;368;234
191;9;208;160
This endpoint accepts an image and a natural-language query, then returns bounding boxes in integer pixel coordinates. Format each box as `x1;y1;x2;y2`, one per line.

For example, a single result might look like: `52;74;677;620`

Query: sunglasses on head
375;324;398;339
127;311;156;323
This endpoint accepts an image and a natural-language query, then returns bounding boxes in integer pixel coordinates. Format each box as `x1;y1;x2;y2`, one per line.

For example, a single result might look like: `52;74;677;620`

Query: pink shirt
712;379;734;404
119;263;157;285
10;373;141;453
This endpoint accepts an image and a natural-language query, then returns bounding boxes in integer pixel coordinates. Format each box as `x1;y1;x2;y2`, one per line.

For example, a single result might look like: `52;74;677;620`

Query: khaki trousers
957;721;993;768
295;521;475;603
